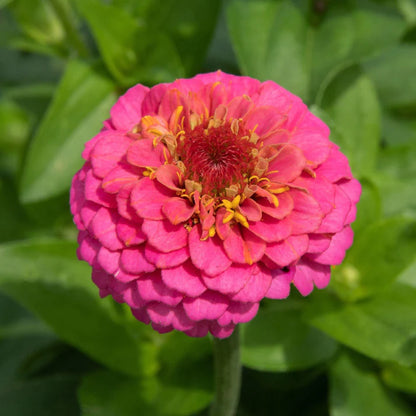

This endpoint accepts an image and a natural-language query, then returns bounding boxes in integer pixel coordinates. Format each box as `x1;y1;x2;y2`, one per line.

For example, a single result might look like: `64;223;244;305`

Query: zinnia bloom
70;71;361;338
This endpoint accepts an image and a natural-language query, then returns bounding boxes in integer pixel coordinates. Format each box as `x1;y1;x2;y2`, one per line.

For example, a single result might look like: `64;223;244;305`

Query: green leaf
241;300;337;372
20;59;116;203
0;239;158;377
381;362;416;394
332;217;416;301
74;0;184;85
0;374;80;416
319;66;381;176
227;0;310;100
382;110;416;147
349;178;382;234
78;366;213;416
135;0;222;75
311;1;404;99
8;0;66;48
364;45;416;112
304;284;416;366
330;351;414;416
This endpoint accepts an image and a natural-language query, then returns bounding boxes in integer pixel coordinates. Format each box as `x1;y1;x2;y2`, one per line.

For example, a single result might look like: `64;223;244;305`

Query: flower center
177;121;257;196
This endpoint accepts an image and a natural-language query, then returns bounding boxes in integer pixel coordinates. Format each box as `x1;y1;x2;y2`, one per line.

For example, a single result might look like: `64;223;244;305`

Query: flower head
70;71;361;338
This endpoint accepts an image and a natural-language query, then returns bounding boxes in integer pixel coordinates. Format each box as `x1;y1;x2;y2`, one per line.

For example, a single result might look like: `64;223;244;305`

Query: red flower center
178;122;257;195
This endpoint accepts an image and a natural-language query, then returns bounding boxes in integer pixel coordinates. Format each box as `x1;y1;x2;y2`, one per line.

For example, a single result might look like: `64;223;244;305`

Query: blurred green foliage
0;0;416;414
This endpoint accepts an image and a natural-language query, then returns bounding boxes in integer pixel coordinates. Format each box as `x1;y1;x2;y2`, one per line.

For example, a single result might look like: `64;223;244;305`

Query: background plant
0;0;416;414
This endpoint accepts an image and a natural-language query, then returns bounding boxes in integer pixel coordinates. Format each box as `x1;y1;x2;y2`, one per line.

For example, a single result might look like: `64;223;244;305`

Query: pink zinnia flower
70;71;361;338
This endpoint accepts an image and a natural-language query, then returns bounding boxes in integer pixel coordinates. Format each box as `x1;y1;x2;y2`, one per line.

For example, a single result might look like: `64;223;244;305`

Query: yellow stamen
208;225;216;238
270;186;290;194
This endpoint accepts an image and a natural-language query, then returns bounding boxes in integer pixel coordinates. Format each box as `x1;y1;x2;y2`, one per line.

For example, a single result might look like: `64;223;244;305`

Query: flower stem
210;325;242;416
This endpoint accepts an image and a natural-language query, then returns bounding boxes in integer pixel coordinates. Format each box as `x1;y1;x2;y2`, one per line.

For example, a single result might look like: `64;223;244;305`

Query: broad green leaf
0;374;80;416
332;217;416;301
311;1;404;99
381;363;416;394
241;300;337;372
227;0;310;99
74;0;184;85
0;47;63;85
0;239;158;377
133;0;222;75
382;110;416;147
78;366;213;416
398;0;416;24
330;351;414;416
349;178;382;234
0;175;35;242
364;45;416;111
372;144;416;217
8;0;66;48
320;66;381;175
304;284;416;366
20;59;116;203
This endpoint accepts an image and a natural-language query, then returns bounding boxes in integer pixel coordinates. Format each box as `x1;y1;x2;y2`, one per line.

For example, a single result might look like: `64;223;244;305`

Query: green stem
210;325;242;416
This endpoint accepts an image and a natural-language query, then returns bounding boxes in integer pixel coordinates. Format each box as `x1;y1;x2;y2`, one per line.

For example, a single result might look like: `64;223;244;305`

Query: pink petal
226;95;254;119
231;265;272;303
136;273;182;306
293;175;335;215
161;261;206;297
244;106;286;136
127;139;166;168
84;169;115;208
90;207;124;251
130;178;174;220
293;260;331;296
217;302;259;326
77;231;99;266
80;201;100;230
184;322;210;338
110;84;149;131
141;83;168;115
90;131;132;178
288;190;323;234
316;186;351;233
307;226;354;265
131;307;151;325
256;191;294;219
202;264;253;295
248;214;292;243
265;268;294;299
209;323;235;339
142;219;188;253
96;246;120;274
339;178;362;204
290;132;331;167
116;217;147;247
268;144;307;183
145;245;189;269
223;226;265;264
307;233;332;254
120;247;156;274
315;146;352;182
215;208;232;240
155;164;182;191
101;163;139;194
116;184;136;220
188;226;232;276
265;234;309;267
163;197;195;225
240;198;262;222
146;302;194;332
183;291;229;321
